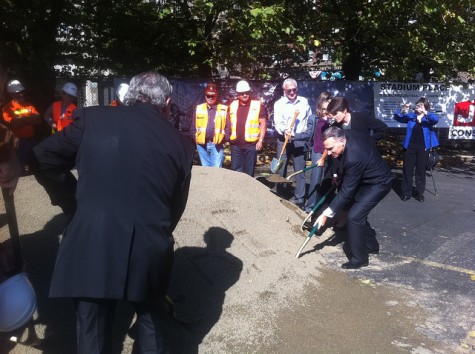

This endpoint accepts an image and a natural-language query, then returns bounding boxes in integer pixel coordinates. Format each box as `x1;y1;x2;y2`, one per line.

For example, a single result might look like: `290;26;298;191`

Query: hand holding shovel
270;110;299;174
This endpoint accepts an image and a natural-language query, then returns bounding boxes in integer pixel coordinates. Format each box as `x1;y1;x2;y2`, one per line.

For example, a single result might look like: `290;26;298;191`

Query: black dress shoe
341;261;369;269
415;195;424;202
400;195;410;201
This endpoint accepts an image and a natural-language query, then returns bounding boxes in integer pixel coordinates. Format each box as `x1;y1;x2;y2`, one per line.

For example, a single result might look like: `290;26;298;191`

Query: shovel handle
295;223;319;258
287;163;318;180
300;186;336;231
278;110;300;160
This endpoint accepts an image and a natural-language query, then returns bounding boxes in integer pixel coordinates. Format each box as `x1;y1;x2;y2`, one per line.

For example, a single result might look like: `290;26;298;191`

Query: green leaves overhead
1;0;473;84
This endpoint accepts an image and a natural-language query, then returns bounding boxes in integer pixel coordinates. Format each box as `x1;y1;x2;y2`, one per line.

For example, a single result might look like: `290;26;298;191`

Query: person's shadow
0;213;75;354
168;227;243;353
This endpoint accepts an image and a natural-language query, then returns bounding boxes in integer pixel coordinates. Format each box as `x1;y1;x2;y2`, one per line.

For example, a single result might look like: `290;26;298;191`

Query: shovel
267;163;320;184
286;163;319;180
270;110;300;174
300;185;336;231
295;223;319;258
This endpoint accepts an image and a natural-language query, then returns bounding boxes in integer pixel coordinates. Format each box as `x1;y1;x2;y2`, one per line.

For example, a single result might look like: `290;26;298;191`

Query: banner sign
374;82;475;139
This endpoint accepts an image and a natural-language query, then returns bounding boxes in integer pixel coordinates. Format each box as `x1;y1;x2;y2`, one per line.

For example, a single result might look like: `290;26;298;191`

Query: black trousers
75;298;170;354
346;181;392;264
402;144;428;197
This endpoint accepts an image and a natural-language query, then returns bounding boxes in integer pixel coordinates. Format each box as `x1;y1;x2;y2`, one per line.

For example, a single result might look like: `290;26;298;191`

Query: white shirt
273;95;312;135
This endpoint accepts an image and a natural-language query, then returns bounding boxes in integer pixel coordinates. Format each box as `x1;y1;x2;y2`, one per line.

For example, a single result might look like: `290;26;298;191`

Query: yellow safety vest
195;103;228;145
229;100;261;142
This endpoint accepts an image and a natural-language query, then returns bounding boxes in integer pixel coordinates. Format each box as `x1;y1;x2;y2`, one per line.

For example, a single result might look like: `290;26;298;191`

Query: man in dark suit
326;96;388;143
32;72;195;353
314;126;392;269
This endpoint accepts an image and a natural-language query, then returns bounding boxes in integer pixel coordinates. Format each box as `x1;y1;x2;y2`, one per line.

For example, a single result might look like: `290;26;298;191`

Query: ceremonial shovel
270;110;299;174
295;223;319;258
300;185;336;231
266;163;319;183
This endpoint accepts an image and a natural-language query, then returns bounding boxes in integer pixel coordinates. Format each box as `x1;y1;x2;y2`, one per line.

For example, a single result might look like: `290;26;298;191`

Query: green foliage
0;0;474;89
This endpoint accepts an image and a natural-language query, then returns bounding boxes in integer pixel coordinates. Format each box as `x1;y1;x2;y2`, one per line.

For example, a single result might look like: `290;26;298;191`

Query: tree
0;0;75;110
1;0;474;105
311;0;475;82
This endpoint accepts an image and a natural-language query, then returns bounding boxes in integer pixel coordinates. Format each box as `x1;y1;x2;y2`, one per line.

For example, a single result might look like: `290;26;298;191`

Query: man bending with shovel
314;126;392;269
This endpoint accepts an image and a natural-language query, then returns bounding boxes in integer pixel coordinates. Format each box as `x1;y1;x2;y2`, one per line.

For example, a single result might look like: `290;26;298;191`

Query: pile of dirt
0;166;455;353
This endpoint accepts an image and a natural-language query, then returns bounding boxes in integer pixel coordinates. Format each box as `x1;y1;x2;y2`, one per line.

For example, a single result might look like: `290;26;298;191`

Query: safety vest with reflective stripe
2;100;39;139
195;103;228;145
229;100;261;142
53;101;77;131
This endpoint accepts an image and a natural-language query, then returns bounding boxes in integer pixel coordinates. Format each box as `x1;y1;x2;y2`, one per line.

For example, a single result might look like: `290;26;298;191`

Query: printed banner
374;82;475;139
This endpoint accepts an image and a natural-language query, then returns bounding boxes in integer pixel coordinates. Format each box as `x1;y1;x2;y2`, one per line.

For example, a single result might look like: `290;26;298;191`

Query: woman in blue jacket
394;97;439;202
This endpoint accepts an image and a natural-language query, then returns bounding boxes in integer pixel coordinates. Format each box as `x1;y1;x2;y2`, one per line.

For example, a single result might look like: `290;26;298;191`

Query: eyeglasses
285;88;297;94
205;95;215;99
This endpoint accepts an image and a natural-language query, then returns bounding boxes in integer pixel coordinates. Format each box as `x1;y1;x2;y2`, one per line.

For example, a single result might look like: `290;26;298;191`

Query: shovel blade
266;174;289;183
270;158;283;174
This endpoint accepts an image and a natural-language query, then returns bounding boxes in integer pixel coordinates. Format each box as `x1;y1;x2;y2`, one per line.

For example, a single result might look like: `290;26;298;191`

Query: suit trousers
346;181;392;264
75;298;170;354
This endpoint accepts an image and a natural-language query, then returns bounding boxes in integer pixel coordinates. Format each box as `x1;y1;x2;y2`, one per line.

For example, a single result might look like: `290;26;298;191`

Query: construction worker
192;83;230;167
2;80;42;173
110;83;129;106
229;80;267;176
44;82;78;133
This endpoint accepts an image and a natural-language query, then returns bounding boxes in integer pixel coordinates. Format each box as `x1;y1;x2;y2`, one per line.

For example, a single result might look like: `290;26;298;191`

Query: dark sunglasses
205;95;216;99
285;88;297;94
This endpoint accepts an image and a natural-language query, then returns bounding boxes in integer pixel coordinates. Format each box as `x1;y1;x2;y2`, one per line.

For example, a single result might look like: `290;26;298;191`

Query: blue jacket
393;110;439;149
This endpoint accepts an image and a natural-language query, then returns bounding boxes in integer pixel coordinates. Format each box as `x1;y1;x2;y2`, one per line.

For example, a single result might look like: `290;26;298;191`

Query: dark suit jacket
338;111;388;144
330;130;392;215
33;103;195;301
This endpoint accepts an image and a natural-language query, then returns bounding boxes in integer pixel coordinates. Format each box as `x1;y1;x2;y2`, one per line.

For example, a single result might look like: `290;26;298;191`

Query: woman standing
294;91;332;213
394;97;439;202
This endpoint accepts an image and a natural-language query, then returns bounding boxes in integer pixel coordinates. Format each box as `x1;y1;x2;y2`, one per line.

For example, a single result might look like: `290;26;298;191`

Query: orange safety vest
195;103;228;145
229;100;261;142
2;100;39;139
52;101;77;131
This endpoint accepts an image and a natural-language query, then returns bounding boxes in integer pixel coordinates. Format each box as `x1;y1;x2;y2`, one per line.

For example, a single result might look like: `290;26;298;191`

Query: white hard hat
116;83;129;103
0;273;37;332
7;80;25;94
62;82;78;97
236;80;251;93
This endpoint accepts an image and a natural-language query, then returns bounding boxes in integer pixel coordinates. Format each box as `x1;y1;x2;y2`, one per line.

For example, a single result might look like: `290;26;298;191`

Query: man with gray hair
32;71;195;353
273;78;312;209
314;126;392;269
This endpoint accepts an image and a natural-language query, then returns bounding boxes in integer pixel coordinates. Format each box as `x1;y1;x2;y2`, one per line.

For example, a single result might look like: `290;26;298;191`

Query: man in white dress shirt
273;78;312;209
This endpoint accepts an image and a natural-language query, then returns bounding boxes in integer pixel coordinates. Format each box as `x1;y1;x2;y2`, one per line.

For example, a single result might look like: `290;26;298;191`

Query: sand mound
0;166;332;353
169;167;327;351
